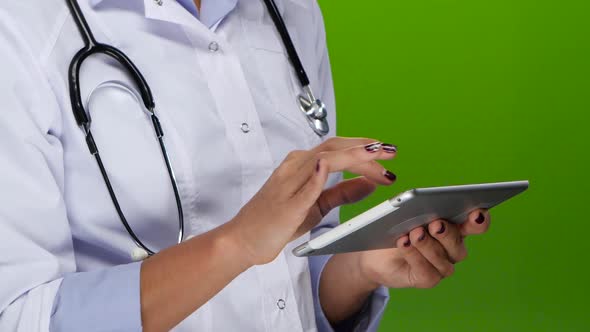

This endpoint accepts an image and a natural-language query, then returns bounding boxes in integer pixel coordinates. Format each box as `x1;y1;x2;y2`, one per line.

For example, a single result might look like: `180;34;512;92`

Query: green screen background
318;0;589;331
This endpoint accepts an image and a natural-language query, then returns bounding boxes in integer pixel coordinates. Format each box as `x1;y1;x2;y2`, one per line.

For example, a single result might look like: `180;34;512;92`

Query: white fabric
0;0;339;331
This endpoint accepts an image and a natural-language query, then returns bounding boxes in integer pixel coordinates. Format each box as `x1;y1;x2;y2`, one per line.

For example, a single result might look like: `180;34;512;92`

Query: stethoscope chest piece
298;86;330;137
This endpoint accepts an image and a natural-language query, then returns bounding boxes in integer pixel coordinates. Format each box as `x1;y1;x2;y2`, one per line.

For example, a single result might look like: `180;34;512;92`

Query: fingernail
475;212;485;224
382;143;398;153
364;142;382;153
437;223;446;234
403;239;411;247
316;160;321;173
418;232;426;242
383;170;397;182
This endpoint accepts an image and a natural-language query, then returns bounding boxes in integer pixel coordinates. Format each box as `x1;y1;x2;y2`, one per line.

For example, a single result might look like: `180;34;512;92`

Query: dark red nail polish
316;160;321;172
475;212;485;224
364;142;382;153
382;143;398;153
418;232;426;241
403;239;411;247
384;170;397;182
437;223;446;234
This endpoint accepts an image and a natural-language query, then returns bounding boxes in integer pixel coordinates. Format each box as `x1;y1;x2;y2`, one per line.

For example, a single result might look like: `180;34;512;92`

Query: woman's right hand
141;137;397;331
228;137;399;266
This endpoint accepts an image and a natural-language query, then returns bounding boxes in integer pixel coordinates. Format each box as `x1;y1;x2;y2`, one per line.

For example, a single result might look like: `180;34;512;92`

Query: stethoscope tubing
66;0;184;257
64;0;327;258
261;0;310;87
66;0;155;125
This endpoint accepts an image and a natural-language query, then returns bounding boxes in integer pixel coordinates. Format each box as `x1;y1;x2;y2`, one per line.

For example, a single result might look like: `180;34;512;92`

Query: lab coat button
154;0;163;6
277;299;286;310
241;123;250;133
208;42;219;52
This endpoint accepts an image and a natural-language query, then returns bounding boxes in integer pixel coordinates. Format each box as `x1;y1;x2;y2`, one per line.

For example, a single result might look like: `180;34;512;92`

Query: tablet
293;180;529;257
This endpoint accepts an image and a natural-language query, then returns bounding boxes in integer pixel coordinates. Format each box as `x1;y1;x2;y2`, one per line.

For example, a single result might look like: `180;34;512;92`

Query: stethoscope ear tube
66;0;96;126
68;45;156;127
68;48;92;126
97;44;156;111
67;0;156;127
261;0;310;87
66;0;97;47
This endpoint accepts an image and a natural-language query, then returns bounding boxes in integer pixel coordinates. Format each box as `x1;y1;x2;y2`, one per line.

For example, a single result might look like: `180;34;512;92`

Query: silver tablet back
296;180;529;256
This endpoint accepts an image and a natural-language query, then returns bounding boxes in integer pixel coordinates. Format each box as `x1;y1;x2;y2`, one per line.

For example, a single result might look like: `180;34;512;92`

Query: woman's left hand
358;209;491;289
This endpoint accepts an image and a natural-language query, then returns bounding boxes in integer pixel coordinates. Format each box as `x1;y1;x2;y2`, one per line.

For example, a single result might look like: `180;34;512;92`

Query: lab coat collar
88;0;304;28
89;0;197;27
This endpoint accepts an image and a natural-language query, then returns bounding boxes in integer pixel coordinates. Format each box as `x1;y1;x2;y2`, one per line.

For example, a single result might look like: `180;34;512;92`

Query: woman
0;0;491;331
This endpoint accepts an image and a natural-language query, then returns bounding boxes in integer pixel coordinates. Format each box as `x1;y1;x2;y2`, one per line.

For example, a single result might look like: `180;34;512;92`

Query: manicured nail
475;212;485;224
383;170;397;182
382;143;398;153
437;222;446;234
316;160;321;172
418;231;426;242
364;142;382;153
403;239;411;247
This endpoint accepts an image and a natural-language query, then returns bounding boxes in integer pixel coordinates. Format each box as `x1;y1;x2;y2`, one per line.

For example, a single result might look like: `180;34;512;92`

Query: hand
358;209;491;289
229;137;398;266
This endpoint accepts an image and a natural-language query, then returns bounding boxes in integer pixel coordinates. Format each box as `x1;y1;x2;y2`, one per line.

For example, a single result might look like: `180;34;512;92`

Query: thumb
317;177;377;217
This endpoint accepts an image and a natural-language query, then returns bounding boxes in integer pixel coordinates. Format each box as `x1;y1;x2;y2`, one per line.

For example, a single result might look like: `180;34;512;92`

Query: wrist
214;221;255;272
355;252;381;292
319;253;380;324
327;252;380;294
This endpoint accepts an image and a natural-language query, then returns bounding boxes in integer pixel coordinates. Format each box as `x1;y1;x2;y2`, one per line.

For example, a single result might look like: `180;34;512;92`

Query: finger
290;159;331;238
427;220;467;264
410;227;455;277
278;142;396;196
293;159;330;209
460;208;491;236
347;160;397;185
282;138;376;173
395;236;443;289
316;177;377;217
312;137;397;154
285;139;397;177
271;150;318;196
276;149;314;181
319;143;396;175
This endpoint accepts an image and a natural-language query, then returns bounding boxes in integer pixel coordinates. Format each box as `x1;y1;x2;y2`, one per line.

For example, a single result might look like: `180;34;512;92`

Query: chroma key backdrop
319;0;589;331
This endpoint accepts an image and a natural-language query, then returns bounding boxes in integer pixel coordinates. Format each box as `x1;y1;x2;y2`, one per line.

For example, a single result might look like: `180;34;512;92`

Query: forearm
319;252;379;324
141;221;250;332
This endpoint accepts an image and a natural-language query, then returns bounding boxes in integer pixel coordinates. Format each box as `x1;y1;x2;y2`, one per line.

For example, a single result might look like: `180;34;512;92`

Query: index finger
318;143;396;175
312;137;385;153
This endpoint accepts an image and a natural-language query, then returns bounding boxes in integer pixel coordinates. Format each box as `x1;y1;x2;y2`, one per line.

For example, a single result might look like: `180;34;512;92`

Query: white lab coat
0;0;344;330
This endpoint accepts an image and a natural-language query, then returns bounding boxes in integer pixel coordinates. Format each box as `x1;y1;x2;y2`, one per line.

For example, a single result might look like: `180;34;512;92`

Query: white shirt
0;0;388;331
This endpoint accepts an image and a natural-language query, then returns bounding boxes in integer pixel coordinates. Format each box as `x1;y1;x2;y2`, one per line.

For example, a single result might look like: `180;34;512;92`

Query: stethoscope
65;0;329;261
